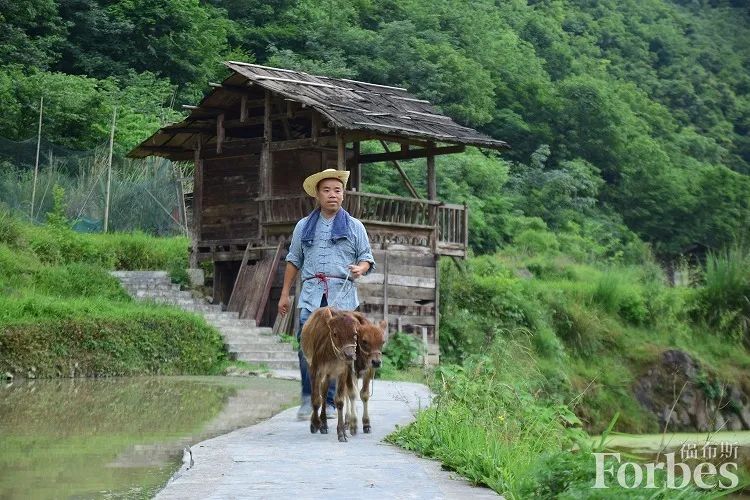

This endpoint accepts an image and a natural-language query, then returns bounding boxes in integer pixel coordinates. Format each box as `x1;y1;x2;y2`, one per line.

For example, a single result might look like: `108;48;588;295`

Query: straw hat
302;168;350;197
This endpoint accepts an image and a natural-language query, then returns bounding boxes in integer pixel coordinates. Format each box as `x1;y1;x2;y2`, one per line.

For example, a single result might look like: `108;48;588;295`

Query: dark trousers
297;295;335;405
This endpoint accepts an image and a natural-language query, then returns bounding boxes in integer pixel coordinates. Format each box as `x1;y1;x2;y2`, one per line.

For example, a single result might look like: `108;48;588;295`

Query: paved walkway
157;381;500;499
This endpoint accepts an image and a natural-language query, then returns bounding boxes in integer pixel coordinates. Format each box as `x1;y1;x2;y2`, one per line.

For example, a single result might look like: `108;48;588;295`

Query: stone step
222;334;284;343
114;271;300;374
232;350;299;362
203;312;241;321
124;282;177;289
134;290;193;299
233;357;300;370
206;319;266;335
225;341;294;352
216;326;273;336
111;271;169;279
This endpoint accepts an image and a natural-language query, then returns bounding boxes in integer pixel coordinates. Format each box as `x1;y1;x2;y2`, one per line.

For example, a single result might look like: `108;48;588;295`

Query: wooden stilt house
129;62;508;364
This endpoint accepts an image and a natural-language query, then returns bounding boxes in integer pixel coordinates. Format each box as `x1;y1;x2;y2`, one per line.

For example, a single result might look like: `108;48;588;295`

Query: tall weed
694;245;750;342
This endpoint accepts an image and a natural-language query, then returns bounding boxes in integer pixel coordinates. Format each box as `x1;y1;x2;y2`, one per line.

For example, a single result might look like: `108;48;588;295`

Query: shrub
550;297;607;357
693;245;750;342
31;263;131;301
590;268;648;325
0;206;22;246
515;229;560;254
383;331;423;370
0;298;226;377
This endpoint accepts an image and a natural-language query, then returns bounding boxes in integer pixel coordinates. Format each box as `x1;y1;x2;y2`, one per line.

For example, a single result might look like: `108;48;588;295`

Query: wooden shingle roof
129;62;508;159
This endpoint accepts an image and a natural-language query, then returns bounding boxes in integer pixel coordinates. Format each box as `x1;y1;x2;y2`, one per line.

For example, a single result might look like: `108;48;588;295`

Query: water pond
0;376;298;499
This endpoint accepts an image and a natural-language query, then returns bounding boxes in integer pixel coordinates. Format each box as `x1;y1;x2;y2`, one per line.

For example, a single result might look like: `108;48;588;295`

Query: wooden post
463;201;469;253
191;139;203;268
260;90;272;198
351;141;361;191
434;255;440;363
421;326;429;367
383;250;389;333
311;112;320;144
30;96;43;220
173;163;188;235
103;106;117;233
216;113;225;154
336;131;346;171
240;95;248;122
427;141;436;200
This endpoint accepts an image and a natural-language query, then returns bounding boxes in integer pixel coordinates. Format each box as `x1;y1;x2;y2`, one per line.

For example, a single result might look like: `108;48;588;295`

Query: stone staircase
112;271;299;371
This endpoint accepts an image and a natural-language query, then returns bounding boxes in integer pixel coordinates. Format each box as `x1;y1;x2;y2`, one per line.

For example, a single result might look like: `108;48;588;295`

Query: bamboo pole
103;107;117;233
30;96;43;220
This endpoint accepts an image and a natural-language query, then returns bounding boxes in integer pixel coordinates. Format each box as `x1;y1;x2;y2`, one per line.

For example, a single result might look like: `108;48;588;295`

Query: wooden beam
379;141;420;199
427;141;436;200
182;105;228;115
208;83;264;101
160;127;214;135
269;138;317;152
359;144;465;164
139;145;190;154
344;131;429;148
224;109;311;129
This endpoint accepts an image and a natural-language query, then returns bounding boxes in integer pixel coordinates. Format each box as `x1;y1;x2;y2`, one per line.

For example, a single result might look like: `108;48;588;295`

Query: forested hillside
2;0;749;257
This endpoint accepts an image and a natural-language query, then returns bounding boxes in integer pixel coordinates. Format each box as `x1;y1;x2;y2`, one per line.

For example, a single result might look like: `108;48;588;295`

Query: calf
300;307;359;442
344;313;388;435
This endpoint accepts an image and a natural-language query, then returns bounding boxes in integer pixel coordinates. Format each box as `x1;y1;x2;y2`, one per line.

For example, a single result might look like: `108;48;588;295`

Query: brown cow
300;306;359;442
344;313;388;435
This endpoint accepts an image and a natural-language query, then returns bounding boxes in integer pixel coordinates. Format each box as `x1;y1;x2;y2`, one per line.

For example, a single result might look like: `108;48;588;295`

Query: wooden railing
257;191;467;257
436;203;469;257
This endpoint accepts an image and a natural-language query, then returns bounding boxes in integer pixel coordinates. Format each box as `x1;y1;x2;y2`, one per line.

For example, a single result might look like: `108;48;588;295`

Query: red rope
313;272;330;297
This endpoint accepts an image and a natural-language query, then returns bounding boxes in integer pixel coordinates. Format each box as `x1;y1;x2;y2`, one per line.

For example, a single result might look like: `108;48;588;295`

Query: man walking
278;168;375;420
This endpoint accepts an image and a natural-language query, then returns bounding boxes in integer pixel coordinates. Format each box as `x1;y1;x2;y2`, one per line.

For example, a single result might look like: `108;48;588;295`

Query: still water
0;376;298;499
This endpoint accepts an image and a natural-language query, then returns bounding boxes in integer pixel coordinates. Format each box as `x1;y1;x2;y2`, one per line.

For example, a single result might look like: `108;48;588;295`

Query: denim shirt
286;210;375;313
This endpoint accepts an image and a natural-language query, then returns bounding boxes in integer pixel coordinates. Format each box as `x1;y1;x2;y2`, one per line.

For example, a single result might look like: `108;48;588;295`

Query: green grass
0;209;226;378
393;243;750;497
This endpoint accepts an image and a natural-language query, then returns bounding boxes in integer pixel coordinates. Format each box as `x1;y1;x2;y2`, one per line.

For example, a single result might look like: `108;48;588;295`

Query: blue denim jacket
286;210;375;312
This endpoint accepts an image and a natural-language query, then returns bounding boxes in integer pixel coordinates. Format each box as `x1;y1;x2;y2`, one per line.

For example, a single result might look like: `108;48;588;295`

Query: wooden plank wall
201;154;260;241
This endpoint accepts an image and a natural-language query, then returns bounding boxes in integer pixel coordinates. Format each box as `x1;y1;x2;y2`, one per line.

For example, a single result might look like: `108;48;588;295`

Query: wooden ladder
227;242;283;325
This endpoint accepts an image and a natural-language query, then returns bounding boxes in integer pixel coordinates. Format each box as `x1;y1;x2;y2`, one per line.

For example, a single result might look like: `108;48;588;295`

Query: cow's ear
323;307;334;323
378;320;389;343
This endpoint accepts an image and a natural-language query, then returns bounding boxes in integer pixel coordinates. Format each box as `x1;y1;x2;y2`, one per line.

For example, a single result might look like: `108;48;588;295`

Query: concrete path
157;381;500;499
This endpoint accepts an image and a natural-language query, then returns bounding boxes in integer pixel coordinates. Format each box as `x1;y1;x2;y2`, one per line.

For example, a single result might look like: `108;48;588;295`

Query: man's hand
278;292;291;317
348;262;370;279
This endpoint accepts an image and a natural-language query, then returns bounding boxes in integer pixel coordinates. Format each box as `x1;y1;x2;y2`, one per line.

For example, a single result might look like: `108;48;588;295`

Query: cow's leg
318;373;329;434
335;371;348;442
361;368;374;433
346;369;358;435
309;364;321;434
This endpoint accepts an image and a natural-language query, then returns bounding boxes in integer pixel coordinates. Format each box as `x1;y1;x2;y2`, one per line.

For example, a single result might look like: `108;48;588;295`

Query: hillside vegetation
2;0;749;257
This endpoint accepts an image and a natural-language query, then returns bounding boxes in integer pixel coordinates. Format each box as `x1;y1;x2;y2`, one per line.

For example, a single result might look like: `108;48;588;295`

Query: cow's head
357;318;388;369
326;310;358;361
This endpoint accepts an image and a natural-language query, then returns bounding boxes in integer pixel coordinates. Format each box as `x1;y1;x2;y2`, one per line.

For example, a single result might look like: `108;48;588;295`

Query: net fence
0;136;193;236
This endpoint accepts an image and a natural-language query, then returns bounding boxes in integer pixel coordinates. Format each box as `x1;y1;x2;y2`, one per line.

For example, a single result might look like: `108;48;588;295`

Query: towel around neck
300;207;351;246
